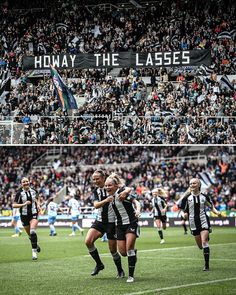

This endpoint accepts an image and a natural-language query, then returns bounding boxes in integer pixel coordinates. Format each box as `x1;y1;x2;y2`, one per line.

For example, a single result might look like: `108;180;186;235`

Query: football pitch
0;227;235;295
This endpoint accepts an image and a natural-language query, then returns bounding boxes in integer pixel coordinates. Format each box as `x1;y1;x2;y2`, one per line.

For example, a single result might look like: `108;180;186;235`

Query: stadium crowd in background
0;0;235;74
0;0;235;144
0;146;235;216
1;115;233;144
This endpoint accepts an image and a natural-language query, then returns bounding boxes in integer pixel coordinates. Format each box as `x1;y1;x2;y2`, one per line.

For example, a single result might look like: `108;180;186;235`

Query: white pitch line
123;277;236;295
137;257;236;262
84;242;236;258
136;242;236;253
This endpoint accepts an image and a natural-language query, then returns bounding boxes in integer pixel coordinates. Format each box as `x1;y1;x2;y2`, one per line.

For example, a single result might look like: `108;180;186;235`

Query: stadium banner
22;50;211;70
169;217;235;227
1;216;235;228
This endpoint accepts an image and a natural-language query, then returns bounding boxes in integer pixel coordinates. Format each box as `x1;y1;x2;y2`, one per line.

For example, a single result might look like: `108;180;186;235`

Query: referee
13;177;41;260
177;178;221;271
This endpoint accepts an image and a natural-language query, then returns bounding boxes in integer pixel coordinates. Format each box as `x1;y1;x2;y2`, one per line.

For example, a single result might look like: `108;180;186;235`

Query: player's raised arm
93;196;114;209
118;186;132;201
13;200;31;208
205;195;222;217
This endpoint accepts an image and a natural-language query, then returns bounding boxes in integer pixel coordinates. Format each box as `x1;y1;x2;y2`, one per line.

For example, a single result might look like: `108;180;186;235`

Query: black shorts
191;226;212;236
21;214;38;227
154;215;167;223
181;215;187;221
116;222;140;240
91;220;116;240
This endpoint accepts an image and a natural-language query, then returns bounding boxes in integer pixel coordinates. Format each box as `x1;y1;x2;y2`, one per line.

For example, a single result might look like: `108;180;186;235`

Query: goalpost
0;121;25;144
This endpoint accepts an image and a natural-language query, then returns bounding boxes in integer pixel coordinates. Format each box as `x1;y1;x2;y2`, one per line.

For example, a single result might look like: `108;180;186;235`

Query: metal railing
2;115;236;121
30;147;62;168
27;155;211;172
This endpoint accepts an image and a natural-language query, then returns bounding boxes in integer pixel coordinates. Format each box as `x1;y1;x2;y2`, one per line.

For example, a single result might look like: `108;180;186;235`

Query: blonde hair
107;173;125;187
152;188;167;198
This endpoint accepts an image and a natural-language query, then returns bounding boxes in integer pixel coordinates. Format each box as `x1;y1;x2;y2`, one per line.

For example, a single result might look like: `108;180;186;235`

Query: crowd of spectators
1;0;235;74
1;114;234;144
2;68;235;120
0;71;235;144
0;0;235;144
0;146;235;214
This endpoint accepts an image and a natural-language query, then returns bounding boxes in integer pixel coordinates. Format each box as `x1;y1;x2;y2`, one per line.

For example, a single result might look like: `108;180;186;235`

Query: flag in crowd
220;75;234;91
198;64;215;76
0;69;11;98
217;29;236;40
171;34;179;45
50;65;78;110
37;42;46;54
197;94;205;104
56;23;69;31
198;171;217;190
1;35;8;50
185;124;196;143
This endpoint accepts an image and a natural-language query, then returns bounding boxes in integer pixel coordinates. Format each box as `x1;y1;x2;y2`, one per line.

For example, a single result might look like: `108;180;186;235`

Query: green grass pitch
0;227;235;295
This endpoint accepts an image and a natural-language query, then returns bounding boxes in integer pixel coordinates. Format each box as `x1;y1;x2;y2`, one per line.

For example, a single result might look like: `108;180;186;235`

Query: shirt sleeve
161;197;167;207
117;186;125;194
14;191;22;204
151;198;154;207
205;194;214;207
92;189;99;202
177;197;187;211
32;188;39;199
126;193;136;202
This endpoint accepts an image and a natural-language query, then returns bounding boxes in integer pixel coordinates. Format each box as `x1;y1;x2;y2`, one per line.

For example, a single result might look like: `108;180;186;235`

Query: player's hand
24;200;31;206
161;209;166;213
135;210;141;218
118;191;127;201
106;196;113;203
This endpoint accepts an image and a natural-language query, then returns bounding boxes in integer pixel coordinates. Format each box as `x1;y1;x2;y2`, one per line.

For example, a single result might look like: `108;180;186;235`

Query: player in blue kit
68;195;84;236
47;198;59;236
11;208;23;237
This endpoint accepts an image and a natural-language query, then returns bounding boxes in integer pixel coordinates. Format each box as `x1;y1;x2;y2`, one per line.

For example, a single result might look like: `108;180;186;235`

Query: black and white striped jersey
177;192;213;231
14;187;38;216
92;187;115;223
152;196;166;216
111;190;137;226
